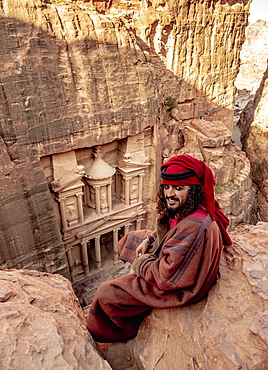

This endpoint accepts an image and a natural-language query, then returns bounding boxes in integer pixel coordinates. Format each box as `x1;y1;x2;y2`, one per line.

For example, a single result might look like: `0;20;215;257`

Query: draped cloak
86;207;224;343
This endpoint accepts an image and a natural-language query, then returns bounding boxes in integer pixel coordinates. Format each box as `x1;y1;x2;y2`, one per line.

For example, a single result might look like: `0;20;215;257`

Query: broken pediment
50;151;85;192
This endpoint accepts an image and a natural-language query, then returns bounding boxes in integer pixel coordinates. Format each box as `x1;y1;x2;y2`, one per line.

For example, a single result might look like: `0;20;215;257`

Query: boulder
0;270;111;370
105;222;268;369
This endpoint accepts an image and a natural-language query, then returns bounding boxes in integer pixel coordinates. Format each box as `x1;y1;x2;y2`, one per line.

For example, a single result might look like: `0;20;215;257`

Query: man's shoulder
185;206;208;221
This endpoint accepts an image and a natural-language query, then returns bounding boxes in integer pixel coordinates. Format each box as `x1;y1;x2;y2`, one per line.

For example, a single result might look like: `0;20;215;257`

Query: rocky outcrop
0;0;251;276
232;20;268;147
236;20;268;94
237;58;268;222
242;67;268;222
235;20;268;222
0;269;111;370
104;222;268;370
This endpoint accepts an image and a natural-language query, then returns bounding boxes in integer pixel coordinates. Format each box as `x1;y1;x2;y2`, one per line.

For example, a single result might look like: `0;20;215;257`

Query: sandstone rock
235;20;268;94
0;269;111;370
105;223;268;370
0;0;252;287
172;122;255;231
187;119;232;148
234;20;268;150
239;62;268;222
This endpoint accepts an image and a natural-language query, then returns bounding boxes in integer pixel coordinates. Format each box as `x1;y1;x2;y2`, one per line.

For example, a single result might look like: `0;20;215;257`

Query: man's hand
135;241;149;257
135;237;152;257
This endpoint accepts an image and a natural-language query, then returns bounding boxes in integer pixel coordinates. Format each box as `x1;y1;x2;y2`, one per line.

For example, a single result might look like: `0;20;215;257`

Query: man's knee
96;280;116;305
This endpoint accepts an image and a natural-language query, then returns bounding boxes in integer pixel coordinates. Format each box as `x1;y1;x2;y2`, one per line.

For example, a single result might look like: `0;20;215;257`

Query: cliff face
236;20;268;222
0;0;252;278
236;20;268;94
239;63;268;222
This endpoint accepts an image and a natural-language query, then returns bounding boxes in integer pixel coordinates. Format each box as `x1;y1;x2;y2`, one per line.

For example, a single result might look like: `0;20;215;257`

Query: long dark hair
157;184;205;220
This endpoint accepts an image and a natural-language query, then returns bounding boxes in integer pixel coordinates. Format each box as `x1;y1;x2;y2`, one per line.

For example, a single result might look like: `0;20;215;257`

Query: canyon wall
0;0;252;282
236;20;268;222
239;62;268;222
235;20;268;94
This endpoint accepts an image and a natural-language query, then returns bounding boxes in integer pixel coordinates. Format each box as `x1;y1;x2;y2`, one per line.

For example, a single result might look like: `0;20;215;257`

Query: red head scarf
161;154;232;247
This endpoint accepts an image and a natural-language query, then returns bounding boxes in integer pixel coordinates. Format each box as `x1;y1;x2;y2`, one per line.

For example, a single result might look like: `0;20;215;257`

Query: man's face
163;184;190;216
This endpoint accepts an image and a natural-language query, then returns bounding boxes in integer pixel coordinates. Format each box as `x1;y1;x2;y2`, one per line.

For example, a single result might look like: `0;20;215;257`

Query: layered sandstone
105;222;268;370
236;20;268;94
239;62;268;222
0;269;111;370
236;20;268;222
0;0;252;280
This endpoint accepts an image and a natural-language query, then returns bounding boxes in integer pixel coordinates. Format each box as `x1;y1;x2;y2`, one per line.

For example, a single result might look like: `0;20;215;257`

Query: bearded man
86;154;232;343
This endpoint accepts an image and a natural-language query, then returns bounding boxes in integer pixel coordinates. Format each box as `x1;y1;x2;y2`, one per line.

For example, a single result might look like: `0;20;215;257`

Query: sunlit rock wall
236;20;268;94
239;62;268;222
0;0;251;274
236;20;268;223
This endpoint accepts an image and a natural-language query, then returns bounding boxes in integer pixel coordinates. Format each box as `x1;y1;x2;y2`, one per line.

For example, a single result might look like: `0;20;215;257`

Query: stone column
107;183;112;212
77;193;84;223
59;198;68;230
66;247;74;283
95;235;101;269
115;173;120;199
138;174;144;202
136;218;143;230
113;228;120;263
125;177;130;206
124;223;132;235
95;186;101;214
81;242;89;276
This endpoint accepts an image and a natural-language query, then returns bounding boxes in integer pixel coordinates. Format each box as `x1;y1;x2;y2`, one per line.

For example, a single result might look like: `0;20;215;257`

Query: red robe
86;207;224;342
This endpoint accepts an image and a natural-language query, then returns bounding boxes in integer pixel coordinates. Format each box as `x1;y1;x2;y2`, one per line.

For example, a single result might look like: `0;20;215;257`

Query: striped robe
86;207;223;342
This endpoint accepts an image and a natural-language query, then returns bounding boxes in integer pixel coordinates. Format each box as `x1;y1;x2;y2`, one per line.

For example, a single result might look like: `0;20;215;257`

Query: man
86;154;232;343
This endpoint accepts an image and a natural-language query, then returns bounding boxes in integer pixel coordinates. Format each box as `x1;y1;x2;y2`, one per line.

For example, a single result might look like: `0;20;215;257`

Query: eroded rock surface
236;20;268;94
238;61;268;222
0;0;251;275
105;222;268;370
234;18;268;223
0;269;111;370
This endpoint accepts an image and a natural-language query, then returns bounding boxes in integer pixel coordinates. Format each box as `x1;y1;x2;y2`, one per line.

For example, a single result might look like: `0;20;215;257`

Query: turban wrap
161;154;232;247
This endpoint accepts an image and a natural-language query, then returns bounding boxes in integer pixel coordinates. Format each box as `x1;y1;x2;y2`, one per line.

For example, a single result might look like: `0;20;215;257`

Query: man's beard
166;204;184;219
166;196;192;219
166;196;184;219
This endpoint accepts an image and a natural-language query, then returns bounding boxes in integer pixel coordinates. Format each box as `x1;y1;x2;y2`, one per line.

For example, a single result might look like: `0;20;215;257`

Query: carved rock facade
0;0;253;287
